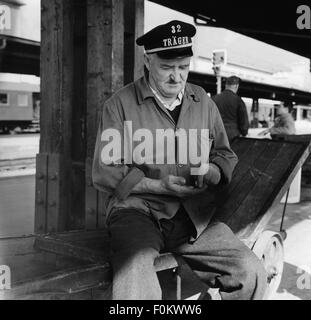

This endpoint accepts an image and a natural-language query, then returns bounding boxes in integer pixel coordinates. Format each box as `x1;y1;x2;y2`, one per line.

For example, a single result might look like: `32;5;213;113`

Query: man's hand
194;163;221;188
132;175;208;197
160;175;207;197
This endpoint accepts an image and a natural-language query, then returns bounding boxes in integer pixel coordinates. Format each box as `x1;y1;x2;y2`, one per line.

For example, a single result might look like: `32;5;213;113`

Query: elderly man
92;20;266;300
212;76;249;143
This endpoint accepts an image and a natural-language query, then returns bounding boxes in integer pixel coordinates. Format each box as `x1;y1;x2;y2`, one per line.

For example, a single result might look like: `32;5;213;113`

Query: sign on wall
0;4;11;31
0;0;40;42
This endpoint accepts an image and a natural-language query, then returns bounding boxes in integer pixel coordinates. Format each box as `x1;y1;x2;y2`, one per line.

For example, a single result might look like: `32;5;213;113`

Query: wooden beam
0;264;111;300
40;0;75;155
69;0;88;231
86;0;124;229
46;153;66;233
34;153;48;233
37;0;88;233
212;138;311;242
34;230;184;272
124;0;145;84
38;0;145;232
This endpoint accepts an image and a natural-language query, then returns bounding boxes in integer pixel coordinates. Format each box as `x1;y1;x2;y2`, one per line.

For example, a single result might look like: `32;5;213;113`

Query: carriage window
0;93;8;105
18;94;28;107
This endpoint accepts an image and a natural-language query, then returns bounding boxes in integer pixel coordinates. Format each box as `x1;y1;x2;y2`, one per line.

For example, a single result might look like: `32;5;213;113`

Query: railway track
0;158;36;172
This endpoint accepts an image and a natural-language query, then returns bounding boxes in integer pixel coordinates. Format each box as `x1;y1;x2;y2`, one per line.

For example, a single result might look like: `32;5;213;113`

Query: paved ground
0;175;35;237
0;134;39;160
0;134;37;178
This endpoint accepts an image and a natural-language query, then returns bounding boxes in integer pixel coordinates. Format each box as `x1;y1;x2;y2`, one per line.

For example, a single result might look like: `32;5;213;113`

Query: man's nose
170;69;181;82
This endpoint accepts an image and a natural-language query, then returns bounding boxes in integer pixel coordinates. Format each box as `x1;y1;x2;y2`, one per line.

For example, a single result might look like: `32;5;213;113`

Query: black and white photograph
0;0;311;307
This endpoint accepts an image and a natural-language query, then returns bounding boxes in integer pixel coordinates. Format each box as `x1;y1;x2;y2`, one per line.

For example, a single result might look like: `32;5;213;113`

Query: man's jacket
92;76;238;239
212;89;249;142
270;113;296;136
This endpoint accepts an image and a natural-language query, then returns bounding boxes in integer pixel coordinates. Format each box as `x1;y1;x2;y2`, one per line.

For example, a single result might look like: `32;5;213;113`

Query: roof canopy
150;0;311;59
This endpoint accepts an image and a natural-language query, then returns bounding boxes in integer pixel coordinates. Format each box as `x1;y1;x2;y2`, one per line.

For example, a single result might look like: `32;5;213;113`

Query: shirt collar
148;83;184;111
134;75;199;105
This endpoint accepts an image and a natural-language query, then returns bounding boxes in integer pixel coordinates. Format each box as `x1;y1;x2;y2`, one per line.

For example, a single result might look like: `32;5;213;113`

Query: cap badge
171;24;182;34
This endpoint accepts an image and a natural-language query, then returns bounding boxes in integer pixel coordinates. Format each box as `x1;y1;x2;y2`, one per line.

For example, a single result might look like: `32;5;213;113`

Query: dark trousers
107;208;267;300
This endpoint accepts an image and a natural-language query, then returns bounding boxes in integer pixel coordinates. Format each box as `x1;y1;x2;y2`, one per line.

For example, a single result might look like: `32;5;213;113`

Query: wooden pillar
35;0;76;234
35;0;87;233
70;0;88;230
85;0;124;229
36;0;145;233
124;0;145;84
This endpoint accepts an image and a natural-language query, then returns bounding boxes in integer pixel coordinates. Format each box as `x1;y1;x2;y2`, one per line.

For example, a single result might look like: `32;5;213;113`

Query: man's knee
235;249;267;299
108;210;163;254
208;222;267;299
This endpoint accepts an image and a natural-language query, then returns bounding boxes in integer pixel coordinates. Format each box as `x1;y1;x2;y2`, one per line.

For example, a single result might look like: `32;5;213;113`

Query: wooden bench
2;137;310;300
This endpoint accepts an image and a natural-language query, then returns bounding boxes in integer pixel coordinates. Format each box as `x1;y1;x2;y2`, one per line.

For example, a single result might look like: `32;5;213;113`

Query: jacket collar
224;88;237;95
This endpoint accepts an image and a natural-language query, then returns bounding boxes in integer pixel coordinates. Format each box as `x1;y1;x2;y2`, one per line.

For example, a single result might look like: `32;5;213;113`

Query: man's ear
144;53;151;71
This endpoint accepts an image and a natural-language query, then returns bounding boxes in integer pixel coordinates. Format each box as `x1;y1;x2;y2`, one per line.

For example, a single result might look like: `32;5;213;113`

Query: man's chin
165;87;181;95
164;92;179;98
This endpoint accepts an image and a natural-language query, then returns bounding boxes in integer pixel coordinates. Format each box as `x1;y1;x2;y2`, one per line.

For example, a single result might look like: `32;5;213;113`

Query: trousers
107;207;267;300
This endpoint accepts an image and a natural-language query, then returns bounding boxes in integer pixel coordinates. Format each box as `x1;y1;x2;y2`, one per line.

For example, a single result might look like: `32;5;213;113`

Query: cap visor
155;47;193;59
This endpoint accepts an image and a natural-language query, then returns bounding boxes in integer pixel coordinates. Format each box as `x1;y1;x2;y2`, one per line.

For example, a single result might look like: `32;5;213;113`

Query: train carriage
0;73;40;133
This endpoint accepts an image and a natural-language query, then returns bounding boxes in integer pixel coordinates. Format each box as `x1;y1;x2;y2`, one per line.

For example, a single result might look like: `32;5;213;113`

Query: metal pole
216;74;222;94
213;66;221;94
279;188;290;240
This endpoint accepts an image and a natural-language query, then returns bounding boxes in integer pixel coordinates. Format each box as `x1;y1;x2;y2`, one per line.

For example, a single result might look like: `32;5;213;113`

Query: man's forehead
151;54;191;65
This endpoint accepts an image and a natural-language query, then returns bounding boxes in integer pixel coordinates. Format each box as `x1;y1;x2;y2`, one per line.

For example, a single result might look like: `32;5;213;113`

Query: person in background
259;102;296;138
212;76;249;143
